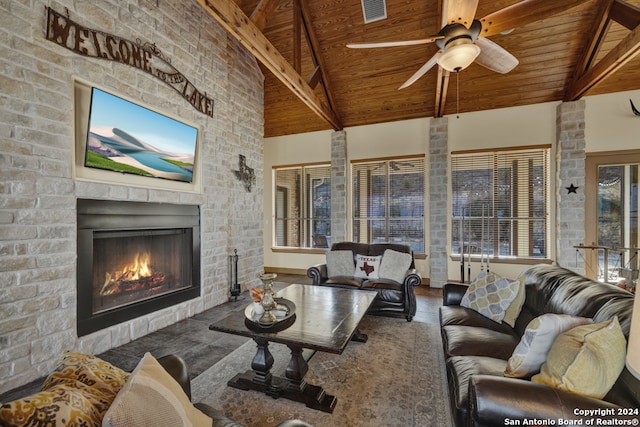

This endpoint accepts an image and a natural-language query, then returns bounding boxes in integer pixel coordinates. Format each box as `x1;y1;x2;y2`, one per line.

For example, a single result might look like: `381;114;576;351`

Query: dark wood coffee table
209;284;378;413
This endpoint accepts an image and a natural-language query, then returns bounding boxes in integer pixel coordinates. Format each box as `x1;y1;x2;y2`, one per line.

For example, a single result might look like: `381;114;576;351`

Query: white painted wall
448;102;558;151
585;90;640;152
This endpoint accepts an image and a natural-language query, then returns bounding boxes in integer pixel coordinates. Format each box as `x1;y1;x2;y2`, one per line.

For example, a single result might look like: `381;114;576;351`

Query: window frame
450;145;551;263
351;155;426;255
272;162;332;251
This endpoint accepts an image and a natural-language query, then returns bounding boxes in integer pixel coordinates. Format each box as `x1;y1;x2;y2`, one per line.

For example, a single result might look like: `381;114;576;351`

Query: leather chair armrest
307;263;328;285
443;283;468;306
402;269;422;287
157;354;192;399
194;402;243;427
275;420;315;427
194;403;313;427
468;375;632;427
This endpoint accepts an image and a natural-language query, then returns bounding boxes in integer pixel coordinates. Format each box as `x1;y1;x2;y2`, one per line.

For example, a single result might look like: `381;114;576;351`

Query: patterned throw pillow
0;385;104;427
103;352;211;427
354;254;382;279
532;317;626;398
0;351;129;427
42;351;129;396
378;249;413;283
461;271;521;323
502;272;526;327
504;314;593;378
326;250;355;277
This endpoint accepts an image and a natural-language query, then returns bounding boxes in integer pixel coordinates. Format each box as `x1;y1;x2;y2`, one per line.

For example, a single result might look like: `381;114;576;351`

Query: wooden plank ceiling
198;0;640;137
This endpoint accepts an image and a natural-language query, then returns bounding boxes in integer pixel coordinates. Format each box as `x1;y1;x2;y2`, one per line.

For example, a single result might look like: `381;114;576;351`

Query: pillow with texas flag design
354;254;381;279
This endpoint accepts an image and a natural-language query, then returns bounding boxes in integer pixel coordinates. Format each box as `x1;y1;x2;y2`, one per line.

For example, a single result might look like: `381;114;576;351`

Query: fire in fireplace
77;199;200;336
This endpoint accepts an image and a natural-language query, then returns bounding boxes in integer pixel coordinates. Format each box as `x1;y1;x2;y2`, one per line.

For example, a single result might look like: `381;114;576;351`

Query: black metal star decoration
566;183;579;194
233;154;256;192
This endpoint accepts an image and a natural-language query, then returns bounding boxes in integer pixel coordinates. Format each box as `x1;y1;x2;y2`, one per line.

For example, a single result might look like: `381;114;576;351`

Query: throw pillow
0;385;104;427
502;272;526;327
102;352;212;427
378;249;413;283
531;317;626;399
461;271;521;323
354;254;382;279
42;351;129;396
0;351;129;427
504;314;593;378
326;250;355;277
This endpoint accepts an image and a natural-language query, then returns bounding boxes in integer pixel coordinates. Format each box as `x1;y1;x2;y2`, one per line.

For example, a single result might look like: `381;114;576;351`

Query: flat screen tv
84;87;198;183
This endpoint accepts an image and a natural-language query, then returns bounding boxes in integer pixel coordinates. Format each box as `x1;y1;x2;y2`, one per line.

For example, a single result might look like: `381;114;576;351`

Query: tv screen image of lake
85;88;198;183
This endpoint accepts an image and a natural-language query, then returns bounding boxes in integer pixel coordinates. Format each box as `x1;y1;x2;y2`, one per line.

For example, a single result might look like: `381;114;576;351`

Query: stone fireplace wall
0;0;264;393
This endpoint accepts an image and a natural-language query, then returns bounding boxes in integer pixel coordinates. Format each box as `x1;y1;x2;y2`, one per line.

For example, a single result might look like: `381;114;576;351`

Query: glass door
596;164;639;288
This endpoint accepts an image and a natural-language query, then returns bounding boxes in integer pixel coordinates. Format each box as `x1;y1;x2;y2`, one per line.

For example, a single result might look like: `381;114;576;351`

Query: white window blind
451;147;549;259
274;164;331;248
352;157;425;253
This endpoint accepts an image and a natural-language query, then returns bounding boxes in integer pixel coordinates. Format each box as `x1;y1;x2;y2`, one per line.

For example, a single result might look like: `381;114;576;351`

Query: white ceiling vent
361;0;387;24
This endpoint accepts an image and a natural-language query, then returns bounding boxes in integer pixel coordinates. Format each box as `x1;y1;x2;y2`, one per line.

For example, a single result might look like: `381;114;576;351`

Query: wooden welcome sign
45;7;214;118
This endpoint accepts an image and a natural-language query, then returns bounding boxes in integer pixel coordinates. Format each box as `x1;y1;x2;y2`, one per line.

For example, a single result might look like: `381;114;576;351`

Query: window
451;146;550;260
352;157;425;254
274;164;331;248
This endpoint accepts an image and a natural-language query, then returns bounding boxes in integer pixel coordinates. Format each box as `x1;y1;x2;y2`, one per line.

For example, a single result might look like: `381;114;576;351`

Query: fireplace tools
229;249;242;301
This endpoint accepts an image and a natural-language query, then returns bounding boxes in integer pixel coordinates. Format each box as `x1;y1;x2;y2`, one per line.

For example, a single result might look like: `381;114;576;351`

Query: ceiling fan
347;0;591;89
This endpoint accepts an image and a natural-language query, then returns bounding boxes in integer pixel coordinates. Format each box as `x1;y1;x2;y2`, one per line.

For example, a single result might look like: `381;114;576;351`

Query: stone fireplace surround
1;0;265;394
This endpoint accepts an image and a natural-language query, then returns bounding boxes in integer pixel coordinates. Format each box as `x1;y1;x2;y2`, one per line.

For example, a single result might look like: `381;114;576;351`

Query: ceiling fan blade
479;0;592;38
444;0;480;28
347;37;442;49
399;51;442;90
474;38;518;74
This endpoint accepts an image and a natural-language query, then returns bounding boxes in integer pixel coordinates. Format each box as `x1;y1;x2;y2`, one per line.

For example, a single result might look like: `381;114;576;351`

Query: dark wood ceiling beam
197;0;342;131
307;65;322;88
293;0;302;73
298;0;340;116
249;0;280;31
435;68;450;117
434;1;449;118
565;23;640;100
610;0;640;30
572;0;615;76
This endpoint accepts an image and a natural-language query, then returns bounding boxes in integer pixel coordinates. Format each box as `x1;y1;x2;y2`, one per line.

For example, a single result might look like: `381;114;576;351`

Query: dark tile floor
0;274;442;402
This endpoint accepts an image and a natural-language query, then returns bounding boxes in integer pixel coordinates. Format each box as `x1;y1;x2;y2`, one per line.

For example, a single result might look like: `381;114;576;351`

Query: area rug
191;315;452;427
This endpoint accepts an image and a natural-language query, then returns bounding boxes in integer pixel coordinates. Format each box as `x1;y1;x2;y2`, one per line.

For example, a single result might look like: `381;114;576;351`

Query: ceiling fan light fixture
438;43;481;72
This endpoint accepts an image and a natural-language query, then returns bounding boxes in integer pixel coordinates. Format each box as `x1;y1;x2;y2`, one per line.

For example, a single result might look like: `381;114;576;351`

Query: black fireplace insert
77;199;200;336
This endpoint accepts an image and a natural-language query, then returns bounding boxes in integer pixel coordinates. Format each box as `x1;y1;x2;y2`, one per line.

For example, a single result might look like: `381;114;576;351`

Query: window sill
449;256;553;265
272;246;428;259
271;247;328;255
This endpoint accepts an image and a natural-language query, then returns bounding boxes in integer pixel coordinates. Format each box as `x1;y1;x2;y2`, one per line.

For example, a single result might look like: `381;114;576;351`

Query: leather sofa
439;264;640;427
307;241;422;321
